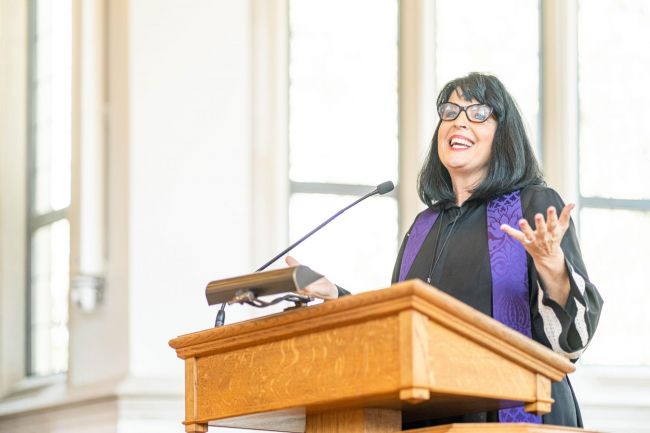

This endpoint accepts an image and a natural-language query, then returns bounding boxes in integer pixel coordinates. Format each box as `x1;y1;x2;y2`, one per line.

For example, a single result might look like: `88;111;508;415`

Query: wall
0;0;28;400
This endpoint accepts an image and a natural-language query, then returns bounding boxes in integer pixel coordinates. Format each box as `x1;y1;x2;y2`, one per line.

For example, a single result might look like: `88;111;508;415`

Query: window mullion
580;197;650;212
26;0;73;377
541;0;579;205
28;208;68;232
397;0;435;238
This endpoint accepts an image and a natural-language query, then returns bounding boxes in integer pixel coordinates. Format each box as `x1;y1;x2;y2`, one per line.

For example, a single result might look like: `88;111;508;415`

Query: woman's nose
452;110;470;128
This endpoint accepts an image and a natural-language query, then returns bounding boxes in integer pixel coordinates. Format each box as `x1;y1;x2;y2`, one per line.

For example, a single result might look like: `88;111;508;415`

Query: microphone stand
214;181;394;327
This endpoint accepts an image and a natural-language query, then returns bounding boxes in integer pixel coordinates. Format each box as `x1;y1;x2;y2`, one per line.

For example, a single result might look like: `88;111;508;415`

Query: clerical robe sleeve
523;186;604;361
336;285;351;297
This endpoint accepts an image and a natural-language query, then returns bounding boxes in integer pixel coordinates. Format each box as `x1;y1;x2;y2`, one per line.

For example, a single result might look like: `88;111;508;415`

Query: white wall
127;0;253;379
0;0;27;398
571;366;650;433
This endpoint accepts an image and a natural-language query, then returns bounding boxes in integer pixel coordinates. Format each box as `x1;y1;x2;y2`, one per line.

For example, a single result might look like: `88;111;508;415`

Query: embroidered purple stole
399;190;541;424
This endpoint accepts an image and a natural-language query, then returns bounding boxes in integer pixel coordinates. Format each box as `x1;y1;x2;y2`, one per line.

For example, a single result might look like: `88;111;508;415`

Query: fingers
302;278;339;300
284;256;338;300
518;217;537;243
500;223;528;243
558;203;575;228
284;255;300;267
502;204;575;257
546;206;558;234
533;212;548;237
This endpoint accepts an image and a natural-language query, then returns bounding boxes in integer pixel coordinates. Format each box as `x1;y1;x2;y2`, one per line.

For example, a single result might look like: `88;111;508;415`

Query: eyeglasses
437;102;493;123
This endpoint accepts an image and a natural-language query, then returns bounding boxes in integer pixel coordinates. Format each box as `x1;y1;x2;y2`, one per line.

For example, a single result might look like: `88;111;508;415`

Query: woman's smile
437;90;497;181
448;134;475;150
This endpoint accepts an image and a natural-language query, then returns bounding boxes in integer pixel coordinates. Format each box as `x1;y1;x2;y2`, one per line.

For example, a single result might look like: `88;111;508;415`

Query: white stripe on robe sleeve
537;282;586;360
568;263;590;347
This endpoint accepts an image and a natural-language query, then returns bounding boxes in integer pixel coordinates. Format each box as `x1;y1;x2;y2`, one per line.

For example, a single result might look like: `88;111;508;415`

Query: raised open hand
500;203;576;264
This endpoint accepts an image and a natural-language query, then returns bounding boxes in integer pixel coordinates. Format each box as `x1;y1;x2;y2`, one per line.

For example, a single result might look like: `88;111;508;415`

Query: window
287;0;399;291
434;0;540;149
577;0;650;365
27;0;72;376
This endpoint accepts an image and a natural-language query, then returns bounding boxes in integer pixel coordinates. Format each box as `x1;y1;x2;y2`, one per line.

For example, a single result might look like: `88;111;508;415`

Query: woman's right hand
285;256;339;300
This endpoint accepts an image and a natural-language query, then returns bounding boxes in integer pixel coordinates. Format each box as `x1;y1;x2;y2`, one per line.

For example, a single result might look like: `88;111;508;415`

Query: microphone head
376;181;395;195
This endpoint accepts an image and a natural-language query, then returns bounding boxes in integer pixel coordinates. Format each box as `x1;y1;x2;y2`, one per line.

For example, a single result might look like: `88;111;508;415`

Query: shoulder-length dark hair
418;72;544;206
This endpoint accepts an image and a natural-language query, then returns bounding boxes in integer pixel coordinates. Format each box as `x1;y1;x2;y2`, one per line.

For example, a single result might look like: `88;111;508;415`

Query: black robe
390;185;603;428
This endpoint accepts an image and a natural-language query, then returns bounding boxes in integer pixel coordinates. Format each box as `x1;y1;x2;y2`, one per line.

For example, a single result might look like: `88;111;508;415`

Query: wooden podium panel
169;280;575;432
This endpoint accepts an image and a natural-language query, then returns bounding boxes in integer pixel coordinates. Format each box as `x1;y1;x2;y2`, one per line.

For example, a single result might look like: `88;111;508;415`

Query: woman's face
437;89;497;184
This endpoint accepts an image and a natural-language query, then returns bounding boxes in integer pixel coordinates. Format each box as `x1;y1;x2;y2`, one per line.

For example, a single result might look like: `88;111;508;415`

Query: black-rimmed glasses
437;102;493;123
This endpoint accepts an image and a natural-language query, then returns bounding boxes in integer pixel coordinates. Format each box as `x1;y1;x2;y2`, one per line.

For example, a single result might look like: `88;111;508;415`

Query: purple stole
399;190;541;424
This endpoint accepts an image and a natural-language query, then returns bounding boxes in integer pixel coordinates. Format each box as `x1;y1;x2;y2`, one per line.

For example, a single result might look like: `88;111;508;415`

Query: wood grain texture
184;358;197;420
195;316;401;421
399;310;432;393
183;358;207;432
305;408;400;433
424;318;542;405
524;373;553;415
182;422;208;433
409;296;568;382
399;388;431;404
170;280;573;379
169;280;578;430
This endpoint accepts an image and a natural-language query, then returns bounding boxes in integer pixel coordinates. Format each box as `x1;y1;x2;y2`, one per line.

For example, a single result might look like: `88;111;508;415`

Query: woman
287;72;603;427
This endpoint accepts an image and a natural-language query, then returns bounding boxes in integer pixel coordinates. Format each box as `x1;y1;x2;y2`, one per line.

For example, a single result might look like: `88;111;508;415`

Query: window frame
286;0;402;261
273;0;650;425
0;0;107;395
574;0;650;367
25;0;73;378
543;0;650;424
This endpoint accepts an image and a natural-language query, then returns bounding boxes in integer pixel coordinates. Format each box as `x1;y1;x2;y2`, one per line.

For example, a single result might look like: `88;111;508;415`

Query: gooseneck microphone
214;180;395;327
256;180;395;272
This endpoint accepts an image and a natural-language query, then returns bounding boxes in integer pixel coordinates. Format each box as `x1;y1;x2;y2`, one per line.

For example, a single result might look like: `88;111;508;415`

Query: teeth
450;137;473;148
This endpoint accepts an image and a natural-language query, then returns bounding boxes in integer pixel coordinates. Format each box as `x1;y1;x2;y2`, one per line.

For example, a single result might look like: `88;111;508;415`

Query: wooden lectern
169;280;592;433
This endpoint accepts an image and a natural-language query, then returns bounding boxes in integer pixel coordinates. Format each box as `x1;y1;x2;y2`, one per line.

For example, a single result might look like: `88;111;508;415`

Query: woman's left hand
500;203;576;307
500;203;575;262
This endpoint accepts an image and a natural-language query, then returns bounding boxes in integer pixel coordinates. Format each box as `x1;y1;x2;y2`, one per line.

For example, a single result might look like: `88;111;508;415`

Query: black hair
417;72;544;206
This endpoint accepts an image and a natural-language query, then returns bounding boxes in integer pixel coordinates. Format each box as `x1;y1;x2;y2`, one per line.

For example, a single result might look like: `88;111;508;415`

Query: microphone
214;180;395;327
256;180;395;272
